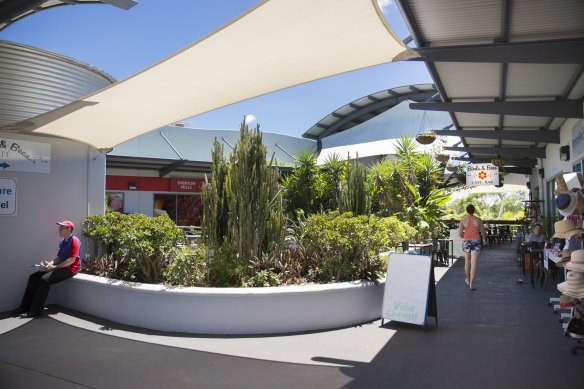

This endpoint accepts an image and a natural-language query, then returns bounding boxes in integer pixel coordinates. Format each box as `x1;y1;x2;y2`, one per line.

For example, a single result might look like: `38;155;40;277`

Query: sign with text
0;138;51;173
0;177;17;216
572;119;584;158
381;253;432;325
170;178;204;192
466;163;499;186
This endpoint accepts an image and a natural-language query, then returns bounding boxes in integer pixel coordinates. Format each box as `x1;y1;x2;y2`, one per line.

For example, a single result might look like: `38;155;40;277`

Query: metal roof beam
410;100;583;118
453;157;537;168
444;146;545;158
434;129;560;143
500;167;532;175
411;38;584;64
159;160;188;177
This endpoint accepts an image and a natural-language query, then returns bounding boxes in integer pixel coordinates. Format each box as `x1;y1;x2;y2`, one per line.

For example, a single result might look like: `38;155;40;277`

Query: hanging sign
466;163;499;186
0;177;17;216
0;138;51;173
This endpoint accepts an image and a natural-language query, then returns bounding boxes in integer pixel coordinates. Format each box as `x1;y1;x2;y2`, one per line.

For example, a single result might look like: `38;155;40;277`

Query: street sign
0;177;17;216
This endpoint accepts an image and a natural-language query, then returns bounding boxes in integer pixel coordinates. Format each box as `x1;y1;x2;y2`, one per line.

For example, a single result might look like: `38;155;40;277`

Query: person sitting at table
526;223;547;245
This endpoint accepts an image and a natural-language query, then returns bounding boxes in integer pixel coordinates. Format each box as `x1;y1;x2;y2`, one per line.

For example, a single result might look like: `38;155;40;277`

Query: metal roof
302;83;440;141
107;125;316;177
0;0;138;32
0;40;116;128
396;0;584;173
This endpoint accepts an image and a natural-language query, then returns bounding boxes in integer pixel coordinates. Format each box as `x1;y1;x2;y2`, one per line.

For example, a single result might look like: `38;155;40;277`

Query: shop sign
572;119;584;158
170;178;204;192
0;137;51;173
0;177;17;216
466;163;499;186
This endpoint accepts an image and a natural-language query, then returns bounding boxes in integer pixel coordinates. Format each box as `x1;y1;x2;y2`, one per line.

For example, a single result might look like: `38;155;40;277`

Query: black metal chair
431;237;446;266
529;241;546;288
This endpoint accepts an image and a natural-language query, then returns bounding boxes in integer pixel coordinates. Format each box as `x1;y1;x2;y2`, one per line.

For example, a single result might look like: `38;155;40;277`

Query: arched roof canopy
303;83;439;141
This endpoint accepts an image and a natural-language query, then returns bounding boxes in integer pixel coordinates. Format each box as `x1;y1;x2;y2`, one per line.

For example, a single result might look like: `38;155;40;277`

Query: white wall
542;119;581;180
0;132;105;311
539;119;584;216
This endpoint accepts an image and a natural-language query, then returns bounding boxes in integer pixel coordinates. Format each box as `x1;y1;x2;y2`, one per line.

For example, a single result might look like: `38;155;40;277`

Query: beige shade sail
4;0;410;150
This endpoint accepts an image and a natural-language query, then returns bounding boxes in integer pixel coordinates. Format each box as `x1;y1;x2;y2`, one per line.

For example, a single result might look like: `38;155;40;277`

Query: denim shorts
463;240;482;253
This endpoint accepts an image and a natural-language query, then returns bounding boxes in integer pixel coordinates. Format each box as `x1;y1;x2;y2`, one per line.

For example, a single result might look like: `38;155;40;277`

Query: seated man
526;223;547;244
11;221;81;318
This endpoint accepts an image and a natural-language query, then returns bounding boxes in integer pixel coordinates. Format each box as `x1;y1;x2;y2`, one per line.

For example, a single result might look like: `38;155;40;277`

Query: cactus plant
339;154;370;216
201;120;285;262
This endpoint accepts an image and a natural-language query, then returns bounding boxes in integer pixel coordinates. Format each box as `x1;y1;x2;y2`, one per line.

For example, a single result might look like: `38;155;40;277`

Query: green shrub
207;243;248;287
164;246;209;287
298;211;416;283
82;213;185;283
242;269;281;287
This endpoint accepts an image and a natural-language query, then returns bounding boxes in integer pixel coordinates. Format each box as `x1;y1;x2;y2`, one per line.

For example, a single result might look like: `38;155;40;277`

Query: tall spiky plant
339;154;370;215
201;139;229;247
225;120;285;259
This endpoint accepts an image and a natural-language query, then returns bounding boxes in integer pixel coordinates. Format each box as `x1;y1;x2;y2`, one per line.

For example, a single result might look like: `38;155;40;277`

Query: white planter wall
48;274;385;334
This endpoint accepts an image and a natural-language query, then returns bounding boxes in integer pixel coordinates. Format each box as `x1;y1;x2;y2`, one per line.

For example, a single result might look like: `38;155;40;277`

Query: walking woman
458;204;487;290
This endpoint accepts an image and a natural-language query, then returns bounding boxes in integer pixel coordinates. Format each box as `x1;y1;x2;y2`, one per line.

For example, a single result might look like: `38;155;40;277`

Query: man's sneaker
20;312;42;318
10;307;27;316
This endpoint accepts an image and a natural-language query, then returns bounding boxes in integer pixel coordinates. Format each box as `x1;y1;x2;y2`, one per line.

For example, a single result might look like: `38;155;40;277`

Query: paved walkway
1;242;582;388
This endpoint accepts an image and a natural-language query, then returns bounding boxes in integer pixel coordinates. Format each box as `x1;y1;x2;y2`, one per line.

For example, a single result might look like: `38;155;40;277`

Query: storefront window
154;194;202;226
573;160;583;173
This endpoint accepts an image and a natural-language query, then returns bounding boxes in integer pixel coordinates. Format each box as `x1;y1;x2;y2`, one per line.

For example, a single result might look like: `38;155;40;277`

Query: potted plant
435;153;450;163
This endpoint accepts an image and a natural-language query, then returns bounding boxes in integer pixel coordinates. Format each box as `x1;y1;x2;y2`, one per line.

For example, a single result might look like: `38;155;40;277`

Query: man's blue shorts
463;240;482;253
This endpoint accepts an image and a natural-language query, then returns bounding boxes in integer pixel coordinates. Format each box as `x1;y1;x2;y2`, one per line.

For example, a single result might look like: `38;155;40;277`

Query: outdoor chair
431;237;446;266
529;241;546;288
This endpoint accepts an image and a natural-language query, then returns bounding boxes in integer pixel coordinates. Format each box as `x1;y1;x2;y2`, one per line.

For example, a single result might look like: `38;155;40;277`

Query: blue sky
0;0;432;137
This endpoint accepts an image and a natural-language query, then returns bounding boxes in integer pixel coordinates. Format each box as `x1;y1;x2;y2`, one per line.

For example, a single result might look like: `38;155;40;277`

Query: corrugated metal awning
396;0;584;169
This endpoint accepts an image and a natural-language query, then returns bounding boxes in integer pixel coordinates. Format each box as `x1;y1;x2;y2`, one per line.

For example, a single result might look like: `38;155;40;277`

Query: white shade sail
5;0;408;150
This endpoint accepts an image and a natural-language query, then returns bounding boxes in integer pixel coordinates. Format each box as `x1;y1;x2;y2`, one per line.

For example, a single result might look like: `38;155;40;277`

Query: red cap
56;220;74;231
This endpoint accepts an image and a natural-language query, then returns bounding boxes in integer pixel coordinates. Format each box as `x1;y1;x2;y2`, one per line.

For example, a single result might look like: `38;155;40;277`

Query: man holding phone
11;221;81;318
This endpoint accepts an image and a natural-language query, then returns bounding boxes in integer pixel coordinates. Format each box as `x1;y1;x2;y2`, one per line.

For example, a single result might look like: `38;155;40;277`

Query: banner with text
466;163;499;186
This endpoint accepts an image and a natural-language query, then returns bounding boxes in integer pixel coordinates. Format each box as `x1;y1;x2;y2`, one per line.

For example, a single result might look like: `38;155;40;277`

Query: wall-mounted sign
170;178;204;192
466;163;499;186
0;138;51;173
0;177;17;216
572;119;584;159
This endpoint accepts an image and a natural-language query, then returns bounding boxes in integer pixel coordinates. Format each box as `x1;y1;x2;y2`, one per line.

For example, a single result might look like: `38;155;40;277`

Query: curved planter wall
48;274;384;335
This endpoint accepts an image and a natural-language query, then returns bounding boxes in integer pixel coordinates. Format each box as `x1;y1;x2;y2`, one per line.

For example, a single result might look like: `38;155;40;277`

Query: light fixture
128;181;137;190
560;145;570;161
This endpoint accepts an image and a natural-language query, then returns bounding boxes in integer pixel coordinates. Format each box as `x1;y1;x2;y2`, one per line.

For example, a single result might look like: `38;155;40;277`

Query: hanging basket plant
454;172;467;183
435;154;450;163
415;132;436;145
491;158;508;167
446;165;459;172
